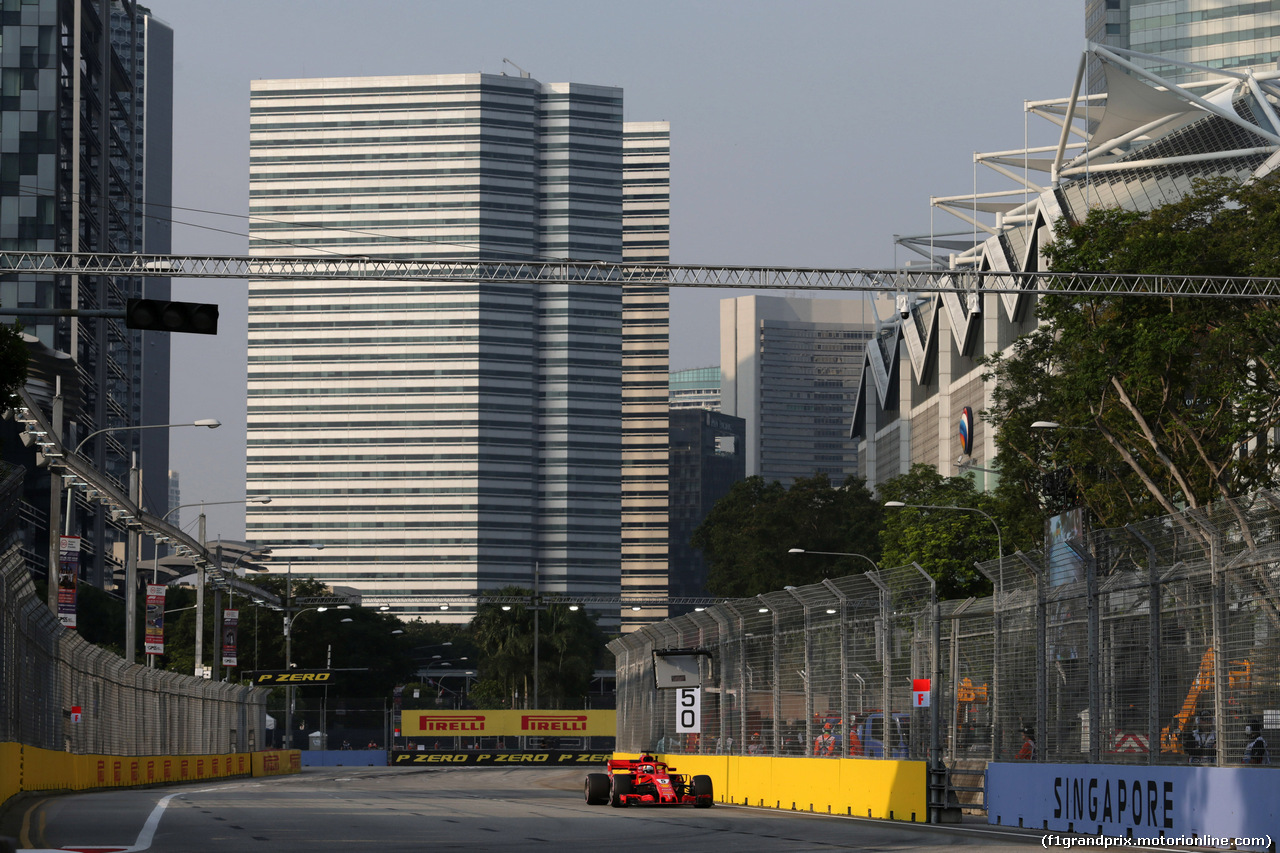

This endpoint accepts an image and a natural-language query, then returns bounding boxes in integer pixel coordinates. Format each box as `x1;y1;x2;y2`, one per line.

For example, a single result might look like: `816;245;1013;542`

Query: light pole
883;501;1003;565
273;543;327;747
1030;420;1095;431
787;548;879;571
65;418;221;535
161;495;270;528
884;499;1004;822
58;418;219;664
283;600;347;749
163;500;271;678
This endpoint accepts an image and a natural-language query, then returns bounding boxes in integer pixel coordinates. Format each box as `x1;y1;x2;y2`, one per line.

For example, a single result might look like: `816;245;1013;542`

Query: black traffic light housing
125;299;219;335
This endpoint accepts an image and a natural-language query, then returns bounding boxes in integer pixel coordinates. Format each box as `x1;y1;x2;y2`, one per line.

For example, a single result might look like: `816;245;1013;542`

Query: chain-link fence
612;490;1280;772
1;542;268;755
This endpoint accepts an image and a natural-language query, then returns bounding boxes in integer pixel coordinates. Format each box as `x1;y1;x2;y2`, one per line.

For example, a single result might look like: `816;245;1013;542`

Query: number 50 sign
675;687;701;733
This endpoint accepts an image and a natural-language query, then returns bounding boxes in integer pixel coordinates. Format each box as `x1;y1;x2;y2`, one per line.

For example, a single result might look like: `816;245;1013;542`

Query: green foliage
692;474;882;598
984;174;1280;529
468;586;605;709
877;465;999;599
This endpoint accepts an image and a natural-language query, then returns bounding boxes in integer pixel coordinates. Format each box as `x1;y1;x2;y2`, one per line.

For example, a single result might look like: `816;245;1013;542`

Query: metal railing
0;542;267;755
612;490;1280;775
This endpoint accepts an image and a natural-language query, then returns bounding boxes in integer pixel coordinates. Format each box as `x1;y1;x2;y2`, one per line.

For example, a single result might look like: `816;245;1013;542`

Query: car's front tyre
609;773;633;808
691;774;713;808
585;773;610;805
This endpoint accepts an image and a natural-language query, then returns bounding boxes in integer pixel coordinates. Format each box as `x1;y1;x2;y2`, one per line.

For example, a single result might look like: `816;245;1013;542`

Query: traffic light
125;299;219;335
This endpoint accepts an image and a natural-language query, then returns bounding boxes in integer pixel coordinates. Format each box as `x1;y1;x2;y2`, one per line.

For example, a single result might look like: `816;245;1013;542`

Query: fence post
1125;524;1160;765
975;559;1005;762
710;609;732;754
1072;538;1101;764
866;571;891;737
1014;552;1046;762
821;579;849;762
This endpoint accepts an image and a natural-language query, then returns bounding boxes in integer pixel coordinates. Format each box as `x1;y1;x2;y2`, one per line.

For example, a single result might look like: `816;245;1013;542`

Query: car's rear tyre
691;774;713;808
609;773;633;808
584;773;610;805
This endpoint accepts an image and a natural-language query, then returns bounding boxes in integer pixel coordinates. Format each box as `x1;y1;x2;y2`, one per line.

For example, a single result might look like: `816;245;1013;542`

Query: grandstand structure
854;44;1280;489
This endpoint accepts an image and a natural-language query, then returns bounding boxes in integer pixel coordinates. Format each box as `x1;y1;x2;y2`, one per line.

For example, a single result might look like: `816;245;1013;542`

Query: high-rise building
667;408;744;615
0;2;173;589
669;367;722;411
620;122;671;629
1086;1;1280;92
720;296;877;487
245;74;669;629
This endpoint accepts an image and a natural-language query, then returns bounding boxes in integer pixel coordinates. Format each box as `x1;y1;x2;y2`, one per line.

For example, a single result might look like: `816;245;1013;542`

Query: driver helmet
641;764;654;774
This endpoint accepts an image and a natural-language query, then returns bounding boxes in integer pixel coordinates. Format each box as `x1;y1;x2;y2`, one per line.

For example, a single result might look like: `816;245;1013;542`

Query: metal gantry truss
12;250;1280;616
5;251;1280;299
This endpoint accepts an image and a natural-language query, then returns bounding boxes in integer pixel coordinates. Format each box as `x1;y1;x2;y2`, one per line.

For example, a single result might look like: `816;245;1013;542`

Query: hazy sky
160;0;1083;539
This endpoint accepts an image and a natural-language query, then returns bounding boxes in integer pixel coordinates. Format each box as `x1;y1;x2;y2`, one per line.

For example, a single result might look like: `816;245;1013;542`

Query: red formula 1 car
584;755;713;809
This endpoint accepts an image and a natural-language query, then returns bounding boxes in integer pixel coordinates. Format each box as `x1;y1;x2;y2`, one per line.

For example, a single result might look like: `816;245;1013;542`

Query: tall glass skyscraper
246;74;669;628
1;1;172;590
1087;1;1280;91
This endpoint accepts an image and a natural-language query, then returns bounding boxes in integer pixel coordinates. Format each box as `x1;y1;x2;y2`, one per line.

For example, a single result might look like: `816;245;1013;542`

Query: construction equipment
1159;647;1252;754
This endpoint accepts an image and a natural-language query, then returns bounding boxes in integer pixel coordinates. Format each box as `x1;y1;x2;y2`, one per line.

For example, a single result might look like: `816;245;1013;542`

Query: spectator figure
1243;720;1270;765
814;723;837;756
1016;726;1036;760
367;740;379;750
747;732;762;755
1184;715;1215;764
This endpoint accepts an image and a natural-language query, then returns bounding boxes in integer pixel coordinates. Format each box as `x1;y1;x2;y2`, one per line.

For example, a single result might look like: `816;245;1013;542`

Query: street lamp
787;548;879;571
1031;421;1096;431
882;500;1000;823
273;543;327;746
163;502;271;678
161;495;270;527
61;418;221;664
883;501;1003;563
63;417;222;537
282;601;347;748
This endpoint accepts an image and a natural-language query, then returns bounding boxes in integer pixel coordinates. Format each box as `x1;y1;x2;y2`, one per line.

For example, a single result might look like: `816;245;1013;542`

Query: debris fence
1;539;267;756
610;491;1280;769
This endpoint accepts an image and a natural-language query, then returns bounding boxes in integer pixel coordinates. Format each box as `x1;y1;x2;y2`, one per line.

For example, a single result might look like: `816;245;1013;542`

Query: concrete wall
1;744;298;809
629;752;928;822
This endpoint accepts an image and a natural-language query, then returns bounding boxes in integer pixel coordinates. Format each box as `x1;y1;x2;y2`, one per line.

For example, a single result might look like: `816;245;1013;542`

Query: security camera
895;293;910;319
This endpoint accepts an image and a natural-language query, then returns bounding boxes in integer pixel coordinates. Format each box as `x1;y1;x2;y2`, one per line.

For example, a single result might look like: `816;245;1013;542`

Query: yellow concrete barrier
616;752;927;822
0;741;300;810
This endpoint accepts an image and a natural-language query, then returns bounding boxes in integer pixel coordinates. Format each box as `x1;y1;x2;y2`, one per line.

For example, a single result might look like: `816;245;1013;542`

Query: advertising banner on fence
392;750;613;767
401;710;616;738
145;584;165;655
987;761;1279;847
57;535;79;628
221;608;238;667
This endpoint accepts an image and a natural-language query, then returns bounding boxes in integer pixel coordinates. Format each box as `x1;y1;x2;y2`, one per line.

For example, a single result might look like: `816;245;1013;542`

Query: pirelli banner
402;710;616;738
392;750;614;767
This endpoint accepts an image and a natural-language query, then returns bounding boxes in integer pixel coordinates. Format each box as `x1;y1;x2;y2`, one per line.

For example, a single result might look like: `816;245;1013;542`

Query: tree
984;174;1280;532
469;586;604;709
692;474;882;598
877;465;999;599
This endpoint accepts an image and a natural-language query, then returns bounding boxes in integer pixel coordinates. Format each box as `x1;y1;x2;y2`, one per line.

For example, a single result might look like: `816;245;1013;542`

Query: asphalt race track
1;767;1082;852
